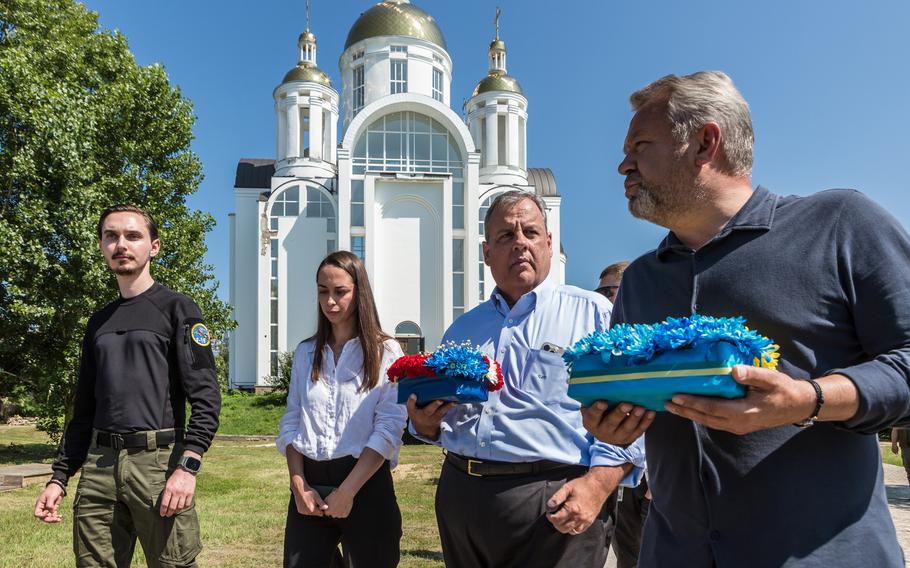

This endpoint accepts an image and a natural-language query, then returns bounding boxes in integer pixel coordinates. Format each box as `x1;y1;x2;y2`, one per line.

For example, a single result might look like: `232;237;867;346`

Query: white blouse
276;337;407;468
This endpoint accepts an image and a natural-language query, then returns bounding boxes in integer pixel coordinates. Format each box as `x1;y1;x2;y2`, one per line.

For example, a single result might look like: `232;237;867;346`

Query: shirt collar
490;277;557;318
656;185;778;260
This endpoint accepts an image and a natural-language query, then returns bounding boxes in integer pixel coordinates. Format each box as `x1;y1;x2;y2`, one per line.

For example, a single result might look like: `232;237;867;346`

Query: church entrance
395;321;425;354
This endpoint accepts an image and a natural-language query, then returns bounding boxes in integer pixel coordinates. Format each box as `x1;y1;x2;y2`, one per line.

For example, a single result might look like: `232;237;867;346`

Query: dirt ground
605;463;910;568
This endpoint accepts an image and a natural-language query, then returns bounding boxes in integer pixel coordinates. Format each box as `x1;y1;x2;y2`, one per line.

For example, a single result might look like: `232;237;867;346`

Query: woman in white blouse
277;251;406;568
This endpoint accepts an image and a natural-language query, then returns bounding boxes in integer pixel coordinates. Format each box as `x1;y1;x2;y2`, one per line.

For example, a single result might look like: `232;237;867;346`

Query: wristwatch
177;455;202;475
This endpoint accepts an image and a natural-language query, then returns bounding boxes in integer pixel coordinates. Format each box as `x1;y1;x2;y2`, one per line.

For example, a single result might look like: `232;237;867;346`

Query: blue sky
81;0;910;298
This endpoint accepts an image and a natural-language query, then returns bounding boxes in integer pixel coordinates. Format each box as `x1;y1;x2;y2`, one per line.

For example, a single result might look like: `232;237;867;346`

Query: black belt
445;452;584;478
95;430;180;450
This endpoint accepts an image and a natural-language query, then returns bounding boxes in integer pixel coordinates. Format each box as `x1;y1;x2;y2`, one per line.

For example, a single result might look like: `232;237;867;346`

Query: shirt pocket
521;348;570;403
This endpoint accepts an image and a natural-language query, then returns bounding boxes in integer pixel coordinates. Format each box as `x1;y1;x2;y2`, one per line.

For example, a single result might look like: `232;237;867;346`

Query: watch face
181;456;202;472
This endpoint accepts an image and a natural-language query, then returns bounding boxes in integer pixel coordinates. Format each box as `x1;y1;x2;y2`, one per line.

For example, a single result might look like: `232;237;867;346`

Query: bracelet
794;378;824;428
45;479;67;496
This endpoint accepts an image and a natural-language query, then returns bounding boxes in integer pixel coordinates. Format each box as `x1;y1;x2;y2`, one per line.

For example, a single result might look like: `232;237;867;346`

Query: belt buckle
110;433;124;450
466;459;482;477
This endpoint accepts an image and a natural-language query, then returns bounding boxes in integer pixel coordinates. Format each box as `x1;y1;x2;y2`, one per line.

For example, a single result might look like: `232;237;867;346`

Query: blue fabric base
396;375;489;405
568;341;748;411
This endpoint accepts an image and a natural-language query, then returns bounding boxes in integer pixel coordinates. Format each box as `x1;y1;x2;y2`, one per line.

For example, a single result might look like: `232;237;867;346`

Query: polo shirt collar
490;277;556;318
656;185;779;260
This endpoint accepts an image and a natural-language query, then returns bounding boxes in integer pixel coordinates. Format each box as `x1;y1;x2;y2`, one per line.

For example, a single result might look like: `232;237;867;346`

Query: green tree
0;0;232;439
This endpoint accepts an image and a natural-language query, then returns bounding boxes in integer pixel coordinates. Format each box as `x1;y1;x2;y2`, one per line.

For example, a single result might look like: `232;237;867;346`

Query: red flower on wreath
483;356;504;392
386;353;434;382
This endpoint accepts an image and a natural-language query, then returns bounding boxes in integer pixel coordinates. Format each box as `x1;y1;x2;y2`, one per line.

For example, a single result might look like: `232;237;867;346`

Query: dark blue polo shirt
614;186;910;567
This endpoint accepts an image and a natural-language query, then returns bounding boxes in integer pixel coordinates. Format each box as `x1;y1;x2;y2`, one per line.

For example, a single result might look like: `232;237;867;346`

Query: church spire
298;0;317;66
488;7;506;73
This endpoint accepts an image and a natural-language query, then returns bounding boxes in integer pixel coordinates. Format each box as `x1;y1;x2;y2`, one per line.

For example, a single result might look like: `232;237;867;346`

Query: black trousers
612;476;651;568
435;459;609;568
283;456;402;568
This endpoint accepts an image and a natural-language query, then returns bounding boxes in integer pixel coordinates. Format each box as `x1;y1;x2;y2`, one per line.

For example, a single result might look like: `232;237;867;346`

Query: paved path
605;463;910;568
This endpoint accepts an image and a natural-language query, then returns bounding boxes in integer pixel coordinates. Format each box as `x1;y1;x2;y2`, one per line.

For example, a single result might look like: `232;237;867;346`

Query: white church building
229;0;566;388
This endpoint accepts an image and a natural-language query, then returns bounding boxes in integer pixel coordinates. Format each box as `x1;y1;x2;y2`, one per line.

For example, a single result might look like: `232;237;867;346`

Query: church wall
373;179;445;347
230;189;263;387
281;215;329;350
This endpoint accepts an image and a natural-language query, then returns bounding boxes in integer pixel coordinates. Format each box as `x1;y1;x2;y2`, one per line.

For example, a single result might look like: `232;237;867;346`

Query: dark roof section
527;167;559;197
235;159;276;189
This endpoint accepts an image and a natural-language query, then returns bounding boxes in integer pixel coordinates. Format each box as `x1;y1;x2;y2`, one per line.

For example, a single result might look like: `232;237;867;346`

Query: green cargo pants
72;431;202;567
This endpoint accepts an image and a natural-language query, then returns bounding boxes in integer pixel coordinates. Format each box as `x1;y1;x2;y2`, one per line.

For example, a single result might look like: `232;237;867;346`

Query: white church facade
229;0;566;388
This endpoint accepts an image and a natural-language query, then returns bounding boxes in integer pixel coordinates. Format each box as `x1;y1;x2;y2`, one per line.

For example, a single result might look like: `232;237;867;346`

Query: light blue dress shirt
410;278;645;485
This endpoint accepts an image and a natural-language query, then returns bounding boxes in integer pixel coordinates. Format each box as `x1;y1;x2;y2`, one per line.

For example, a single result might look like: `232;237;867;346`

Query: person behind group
595;261;650;568
277;251;407;568
408;190;645;568
583;70;909;566
596;261;629;305
891;426;910;486
34;204;221;567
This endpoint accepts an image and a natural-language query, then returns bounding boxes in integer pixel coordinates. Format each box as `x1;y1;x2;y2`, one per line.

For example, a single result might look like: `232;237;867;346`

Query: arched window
395;321;424;354
352;111;463;176
395;321;422;336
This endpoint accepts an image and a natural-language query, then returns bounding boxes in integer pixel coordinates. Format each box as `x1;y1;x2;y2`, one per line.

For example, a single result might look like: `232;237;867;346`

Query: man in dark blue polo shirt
582;71;909;566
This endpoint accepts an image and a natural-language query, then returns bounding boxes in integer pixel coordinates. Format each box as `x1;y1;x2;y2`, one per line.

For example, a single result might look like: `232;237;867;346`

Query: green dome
472;71;523;97
345;1;446;50
282;63;331;87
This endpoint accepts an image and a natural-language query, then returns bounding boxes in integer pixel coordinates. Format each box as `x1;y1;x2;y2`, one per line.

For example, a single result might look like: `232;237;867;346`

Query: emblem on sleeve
191;323;211;347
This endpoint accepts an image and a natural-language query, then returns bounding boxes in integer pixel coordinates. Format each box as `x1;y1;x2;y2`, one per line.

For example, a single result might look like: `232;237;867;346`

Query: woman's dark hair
310;251;391;391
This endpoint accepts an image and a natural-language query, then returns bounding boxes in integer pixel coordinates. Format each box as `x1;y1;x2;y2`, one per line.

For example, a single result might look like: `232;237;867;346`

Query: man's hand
665;365;818;435
893;441;900;455
160;466;197;517
324;486;355;519
546;466;623;535
581;401;655;445
405;395;455;441
34;483;65;523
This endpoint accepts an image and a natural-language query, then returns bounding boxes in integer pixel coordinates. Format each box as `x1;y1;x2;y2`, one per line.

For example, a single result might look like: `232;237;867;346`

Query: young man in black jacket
34;204;221;568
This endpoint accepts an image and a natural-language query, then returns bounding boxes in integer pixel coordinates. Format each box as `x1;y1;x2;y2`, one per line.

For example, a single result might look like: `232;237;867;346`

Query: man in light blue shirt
407;190;645;568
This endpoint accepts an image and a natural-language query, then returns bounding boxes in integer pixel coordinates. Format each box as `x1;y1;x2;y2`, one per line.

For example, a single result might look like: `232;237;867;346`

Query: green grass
216;390;286;435
0;425;445;568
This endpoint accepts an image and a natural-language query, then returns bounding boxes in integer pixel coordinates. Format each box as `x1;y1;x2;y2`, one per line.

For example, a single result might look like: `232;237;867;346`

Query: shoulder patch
191;323;211;347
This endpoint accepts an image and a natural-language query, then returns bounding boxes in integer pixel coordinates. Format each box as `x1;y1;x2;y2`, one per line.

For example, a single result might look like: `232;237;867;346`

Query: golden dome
344;1;446;50
472;71;523;97
281;62;331;86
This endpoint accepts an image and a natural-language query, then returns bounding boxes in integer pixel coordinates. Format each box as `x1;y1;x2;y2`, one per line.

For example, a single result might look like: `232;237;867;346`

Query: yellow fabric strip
568;367;733;385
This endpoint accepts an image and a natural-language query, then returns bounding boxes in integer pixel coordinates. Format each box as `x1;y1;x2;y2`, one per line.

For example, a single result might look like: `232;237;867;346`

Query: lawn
0;424;445;567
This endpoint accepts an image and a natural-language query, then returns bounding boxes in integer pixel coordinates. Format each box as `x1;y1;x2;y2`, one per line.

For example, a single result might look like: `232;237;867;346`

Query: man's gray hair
630;71;753;177
483;189;548;242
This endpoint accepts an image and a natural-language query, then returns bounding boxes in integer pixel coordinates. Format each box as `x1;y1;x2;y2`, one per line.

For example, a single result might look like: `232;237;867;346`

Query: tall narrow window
452;181;464;230
390;60;407;94
453;239;465;319
432;68;443;102
270;239;279;375
306;187;336;233
353;66;365;115
351;179;365;227
479;243;486;301
352;236;366;262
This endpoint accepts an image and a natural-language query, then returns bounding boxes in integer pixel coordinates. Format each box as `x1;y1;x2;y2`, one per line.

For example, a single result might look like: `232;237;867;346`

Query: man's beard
627;160;706;228
109;254;150;276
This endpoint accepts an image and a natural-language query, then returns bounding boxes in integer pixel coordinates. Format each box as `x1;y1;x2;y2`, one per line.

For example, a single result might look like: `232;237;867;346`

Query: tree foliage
0;0;232;437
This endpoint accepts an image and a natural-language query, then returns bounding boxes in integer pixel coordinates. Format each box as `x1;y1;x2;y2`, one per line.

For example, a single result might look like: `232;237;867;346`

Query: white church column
507;103;520;168
286;95;299;159
465;152;482;308
363;174;376;278
256;199;272;385
327;104;338;163
484;110;498;167
442;177;453;329
337;148;351;251
309;95;323;161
